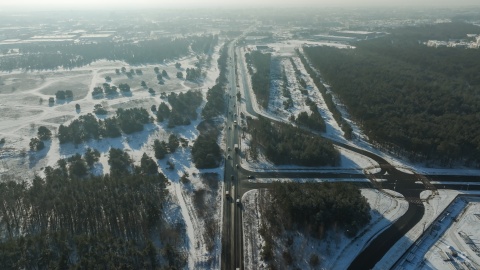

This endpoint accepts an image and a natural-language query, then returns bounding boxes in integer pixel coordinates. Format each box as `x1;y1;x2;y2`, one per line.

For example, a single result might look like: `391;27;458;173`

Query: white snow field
374;190;480;270
0;41;225;269
388;193;480;270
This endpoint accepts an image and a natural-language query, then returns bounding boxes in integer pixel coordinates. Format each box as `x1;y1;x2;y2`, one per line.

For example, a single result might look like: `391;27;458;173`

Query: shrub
29;138;45;151
37;126;52;141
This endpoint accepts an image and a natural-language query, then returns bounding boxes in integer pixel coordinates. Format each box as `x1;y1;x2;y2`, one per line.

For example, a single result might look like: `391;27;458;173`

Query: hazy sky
2;0;479;10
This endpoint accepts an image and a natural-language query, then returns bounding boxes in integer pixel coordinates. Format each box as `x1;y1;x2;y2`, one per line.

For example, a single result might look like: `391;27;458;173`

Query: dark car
247;175;255;179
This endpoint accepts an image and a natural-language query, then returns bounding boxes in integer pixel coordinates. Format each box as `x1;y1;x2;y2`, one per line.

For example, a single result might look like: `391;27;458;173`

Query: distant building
330;30;377;40
68;30;87;35
31;35;76;39
26;39;74;45
425;35;479;49
0;39;25;49
0;37;74;48
1;39;21;43
447;42;468;48
426;40;447;48
313;34;356;42
244;36;270;42
79;34;113;42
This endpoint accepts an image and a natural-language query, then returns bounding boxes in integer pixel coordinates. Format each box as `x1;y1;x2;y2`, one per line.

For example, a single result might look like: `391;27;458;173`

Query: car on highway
228;147;231;151
227;155;231;159
226;191;229;197
236;198;240;205
247;175;255;179
231;175;234;180
236;164;239;169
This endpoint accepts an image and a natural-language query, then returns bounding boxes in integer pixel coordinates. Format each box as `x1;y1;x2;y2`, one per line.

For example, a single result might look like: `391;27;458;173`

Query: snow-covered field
391;193;480;270
242;188;408;270
424;196;480;270
373;190;480;269
0;55;209;180
0;42;225;268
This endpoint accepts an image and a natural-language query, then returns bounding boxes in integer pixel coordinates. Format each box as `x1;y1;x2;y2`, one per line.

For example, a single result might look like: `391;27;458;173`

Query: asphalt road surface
221;41;480;270
221;40;243;270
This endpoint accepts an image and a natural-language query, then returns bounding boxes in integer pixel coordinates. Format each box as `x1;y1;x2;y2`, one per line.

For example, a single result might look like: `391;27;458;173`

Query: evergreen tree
84;148;100;167
153;139;168;160
37;126;52;141
108;148;132;176
168;134;180;153
140;153;158;175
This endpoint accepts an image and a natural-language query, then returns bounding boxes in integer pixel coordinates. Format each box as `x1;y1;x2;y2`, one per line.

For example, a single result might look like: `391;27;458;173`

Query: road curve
229;42;480;270
235;43;434;269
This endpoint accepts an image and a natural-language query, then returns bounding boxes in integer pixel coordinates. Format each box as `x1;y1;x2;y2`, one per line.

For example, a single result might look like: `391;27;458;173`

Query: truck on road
234;144;239;152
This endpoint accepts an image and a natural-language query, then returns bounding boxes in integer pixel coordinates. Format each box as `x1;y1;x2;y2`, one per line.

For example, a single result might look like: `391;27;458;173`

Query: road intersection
221;41;480;270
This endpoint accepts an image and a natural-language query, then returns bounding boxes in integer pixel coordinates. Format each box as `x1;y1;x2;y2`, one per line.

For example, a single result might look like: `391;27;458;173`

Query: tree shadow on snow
28;140;52;169
125;123;158;151
91;162;104;176
58;136;124;157
120;91;132;97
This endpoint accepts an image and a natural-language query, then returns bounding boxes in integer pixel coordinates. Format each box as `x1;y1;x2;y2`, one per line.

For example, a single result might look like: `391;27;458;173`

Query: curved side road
230;44;480;270
235;45;432;270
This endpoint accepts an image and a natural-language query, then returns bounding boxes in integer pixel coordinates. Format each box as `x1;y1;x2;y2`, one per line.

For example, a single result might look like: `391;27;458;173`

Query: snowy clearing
394;195;480;270
373;190;480;269
422;196;480;270
0;40;225;269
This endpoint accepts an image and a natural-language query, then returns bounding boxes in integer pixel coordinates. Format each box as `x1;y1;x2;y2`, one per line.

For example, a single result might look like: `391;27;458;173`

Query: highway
221;40;243;270
221;41;480;270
